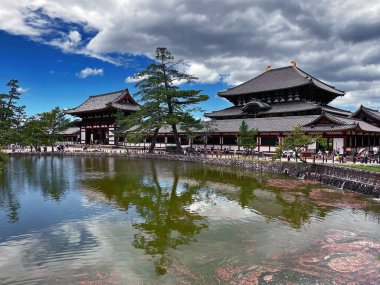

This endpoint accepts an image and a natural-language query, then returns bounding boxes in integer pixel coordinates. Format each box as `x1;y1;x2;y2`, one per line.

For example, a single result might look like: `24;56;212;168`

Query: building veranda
65;63;380;157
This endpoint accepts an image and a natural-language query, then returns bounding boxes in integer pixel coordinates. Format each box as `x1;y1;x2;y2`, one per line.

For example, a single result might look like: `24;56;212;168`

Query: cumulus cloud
2;0;380;108
77;67;104;78
186;63;220;84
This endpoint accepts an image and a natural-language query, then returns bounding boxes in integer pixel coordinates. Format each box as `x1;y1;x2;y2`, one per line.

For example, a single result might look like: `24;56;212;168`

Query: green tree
277;124;323;162
39;107;70;136
20;116;49;148
0;79;26;172
238;121;258;154
123;47;209;153
19;107;71;150
0;79;26;146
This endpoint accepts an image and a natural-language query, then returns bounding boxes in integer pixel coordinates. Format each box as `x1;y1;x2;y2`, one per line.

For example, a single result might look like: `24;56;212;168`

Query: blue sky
0;31;229;117
1;0;380;117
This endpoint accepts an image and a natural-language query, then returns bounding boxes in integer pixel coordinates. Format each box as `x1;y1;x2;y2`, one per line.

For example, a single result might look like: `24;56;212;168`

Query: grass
349;164;380;172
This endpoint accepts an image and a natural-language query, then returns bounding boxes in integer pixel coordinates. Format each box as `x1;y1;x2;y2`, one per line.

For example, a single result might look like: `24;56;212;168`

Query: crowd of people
4;143;380;165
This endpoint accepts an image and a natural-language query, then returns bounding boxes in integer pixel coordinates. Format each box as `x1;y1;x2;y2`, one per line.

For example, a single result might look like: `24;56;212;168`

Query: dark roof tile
66;89;139;114
205;101;350;119
218;66;344;96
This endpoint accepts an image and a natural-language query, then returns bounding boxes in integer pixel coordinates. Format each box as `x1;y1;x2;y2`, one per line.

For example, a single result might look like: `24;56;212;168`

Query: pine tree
0;79;26;146
0;79;26;171
123;47;209;153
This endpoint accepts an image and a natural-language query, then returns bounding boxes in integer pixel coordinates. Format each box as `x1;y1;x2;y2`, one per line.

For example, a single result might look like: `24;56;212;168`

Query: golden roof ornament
291;60;297;67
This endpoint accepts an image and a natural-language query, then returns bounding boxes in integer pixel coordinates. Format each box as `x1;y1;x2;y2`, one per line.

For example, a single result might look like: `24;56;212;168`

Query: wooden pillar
343;132;346;153
80;126;86;144
109;125;115;145
98;128;102;144
257;136;260;151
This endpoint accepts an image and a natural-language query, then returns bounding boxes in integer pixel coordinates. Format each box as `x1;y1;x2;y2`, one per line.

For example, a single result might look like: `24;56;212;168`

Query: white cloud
67;30;81;45
17;86;29;93
77;67;104;78
49;30;82;53
2;0;380;107
186;63;220;84
125;74;148;83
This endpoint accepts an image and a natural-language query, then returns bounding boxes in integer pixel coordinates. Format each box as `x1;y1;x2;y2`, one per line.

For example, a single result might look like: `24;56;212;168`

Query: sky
1;0;380;117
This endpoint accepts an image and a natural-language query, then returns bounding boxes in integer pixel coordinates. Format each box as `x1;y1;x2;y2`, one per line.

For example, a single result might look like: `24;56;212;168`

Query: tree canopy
276;125;326;162
22;107;71;147
0;79;26;171
120;47;209;153
0;79;26;146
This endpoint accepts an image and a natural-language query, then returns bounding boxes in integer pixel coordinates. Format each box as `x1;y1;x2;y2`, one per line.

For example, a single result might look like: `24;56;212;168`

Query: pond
0;156;379;284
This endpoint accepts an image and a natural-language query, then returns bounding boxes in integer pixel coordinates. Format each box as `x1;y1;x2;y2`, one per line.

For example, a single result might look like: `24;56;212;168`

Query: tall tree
0;79;25;172
238;121;258;154
0;79;26;146
123;47;209;153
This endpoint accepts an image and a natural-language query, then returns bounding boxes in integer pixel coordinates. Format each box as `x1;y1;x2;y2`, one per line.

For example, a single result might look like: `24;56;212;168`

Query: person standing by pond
374;146;379;163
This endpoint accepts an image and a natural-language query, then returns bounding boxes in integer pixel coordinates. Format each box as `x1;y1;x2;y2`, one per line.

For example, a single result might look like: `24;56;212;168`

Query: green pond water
0;156;379;284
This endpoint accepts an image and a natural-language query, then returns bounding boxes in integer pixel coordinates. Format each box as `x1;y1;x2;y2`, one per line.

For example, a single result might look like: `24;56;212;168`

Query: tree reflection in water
132;162;208;275
1;156;379;280
0;157;71;223
83;160;209;275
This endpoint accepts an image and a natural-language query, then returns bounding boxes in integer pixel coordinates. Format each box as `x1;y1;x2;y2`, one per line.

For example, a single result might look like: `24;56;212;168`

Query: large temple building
200;62;380;154
66;62;380;155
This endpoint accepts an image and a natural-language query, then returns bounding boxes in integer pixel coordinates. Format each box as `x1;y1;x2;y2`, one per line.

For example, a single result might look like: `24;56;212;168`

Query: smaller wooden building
65;89;139;145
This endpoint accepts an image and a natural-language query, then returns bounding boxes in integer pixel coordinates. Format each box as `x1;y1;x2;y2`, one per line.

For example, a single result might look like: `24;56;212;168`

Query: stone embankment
9;152;380;197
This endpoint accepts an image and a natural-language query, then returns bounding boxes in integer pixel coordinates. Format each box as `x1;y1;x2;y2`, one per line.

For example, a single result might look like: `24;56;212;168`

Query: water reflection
0;157;379;283
83;160;209;275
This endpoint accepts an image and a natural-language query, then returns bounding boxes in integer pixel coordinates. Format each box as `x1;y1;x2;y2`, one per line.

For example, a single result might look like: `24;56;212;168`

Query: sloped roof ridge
295;67;345;93
362;105;380;113
350;104;380;119
303;112;350;126
218;66;300;94
65;89;135;114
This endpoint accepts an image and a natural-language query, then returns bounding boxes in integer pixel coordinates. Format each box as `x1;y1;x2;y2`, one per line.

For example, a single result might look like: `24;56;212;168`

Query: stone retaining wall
9;152;380;197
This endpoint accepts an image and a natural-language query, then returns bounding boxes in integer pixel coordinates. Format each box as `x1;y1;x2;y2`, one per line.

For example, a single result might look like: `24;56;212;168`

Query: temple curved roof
218;66;345;97
205;101;351;119
65;89;139;115
350;105;380;120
